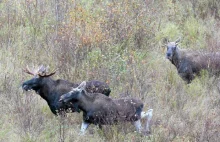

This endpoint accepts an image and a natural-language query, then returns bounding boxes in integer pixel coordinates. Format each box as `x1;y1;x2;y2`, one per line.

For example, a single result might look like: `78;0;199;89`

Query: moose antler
37;65;57;77
23;65;57;77
23;65;36;76
38;70;56;77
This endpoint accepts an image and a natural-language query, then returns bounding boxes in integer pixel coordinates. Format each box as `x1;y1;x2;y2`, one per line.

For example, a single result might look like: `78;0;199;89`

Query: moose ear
163;38;169;44
77;81;87;91
175;38;181;44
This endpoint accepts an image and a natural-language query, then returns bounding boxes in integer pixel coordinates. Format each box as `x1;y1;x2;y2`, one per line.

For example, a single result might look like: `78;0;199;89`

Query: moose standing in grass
59;81;153;135
22;65;111;115
165;38;220;83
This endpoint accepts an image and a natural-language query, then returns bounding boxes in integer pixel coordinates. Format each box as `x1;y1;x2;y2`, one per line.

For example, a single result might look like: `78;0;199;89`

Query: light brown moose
165;38;220;83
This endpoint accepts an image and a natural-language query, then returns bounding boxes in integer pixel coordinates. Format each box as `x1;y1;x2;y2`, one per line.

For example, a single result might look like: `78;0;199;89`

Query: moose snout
59;98;63;102
22;84;29;91
166;53;172;59
166;53;171;57
59;96;65;102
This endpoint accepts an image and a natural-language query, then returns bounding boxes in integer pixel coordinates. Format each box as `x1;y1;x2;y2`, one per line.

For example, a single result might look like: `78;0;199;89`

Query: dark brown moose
59;81;153;134
165;38;220;83
22;65;111;115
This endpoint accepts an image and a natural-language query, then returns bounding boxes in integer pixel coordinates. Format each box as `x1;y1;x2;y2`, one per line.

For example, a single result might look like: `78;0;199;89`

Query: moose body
81;97;143;125
59;81;153;134
22;66;111;115
165;39;220;83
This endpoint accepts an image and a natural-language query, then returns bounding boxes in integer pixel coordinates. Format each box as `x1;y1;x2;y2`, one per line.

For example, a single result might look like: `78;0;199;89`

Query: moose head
59;81;86;103
22;65;56;94
164;38;181;60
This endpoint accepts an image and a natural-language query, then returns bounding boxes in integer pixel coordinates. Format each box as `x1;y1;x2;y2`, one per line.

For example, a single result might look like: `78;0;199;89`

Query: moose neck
38;77;57;104
171;47;181;69
77;90;93;112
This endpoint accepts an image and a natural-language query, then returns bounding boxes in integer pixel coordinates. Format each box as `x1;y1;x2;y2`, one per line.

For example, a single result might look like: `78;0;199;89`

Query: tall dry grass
0;0;220;141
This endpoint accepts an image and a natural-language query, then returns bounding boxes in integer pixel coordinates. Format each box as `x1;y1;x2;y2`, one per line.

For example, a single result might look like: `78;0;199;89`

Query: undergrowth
0;0;220;141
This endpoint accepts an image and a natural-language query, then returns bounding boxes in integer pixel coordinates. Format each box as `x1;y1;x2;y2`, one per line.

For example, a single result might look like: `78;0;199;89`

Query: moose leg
140;109;153;133
178;66;194;83
98;124;102;130
80;121;90;135
179;72;194;83
145;109;153;132
133;120;142;132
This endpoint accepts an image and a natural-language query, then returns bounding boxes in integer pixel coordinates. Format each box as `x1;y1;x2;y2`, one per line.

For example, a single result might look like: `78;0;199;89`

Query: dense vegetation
0;0;220;141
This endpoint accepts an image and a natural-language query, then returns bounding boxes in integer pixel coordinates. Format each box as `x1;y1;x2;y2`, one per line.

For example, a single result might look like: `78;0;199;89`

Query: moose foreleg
178;66;194;83
80;121;90;135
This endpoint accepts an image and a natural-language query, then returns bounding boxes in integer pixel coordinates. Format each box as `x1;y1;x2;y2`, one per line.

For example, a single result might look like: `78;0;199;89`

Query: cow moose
22;65;111;115
165;38;220;83
59;81;153;134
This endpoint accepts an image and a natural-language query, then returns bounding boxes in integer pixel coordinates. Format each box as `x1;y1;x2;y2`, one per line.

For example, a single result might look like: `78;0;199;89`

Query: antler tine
38;65;46;72
38;66;57;77
37;65;46;76
47;69;57;77
23;65;35;76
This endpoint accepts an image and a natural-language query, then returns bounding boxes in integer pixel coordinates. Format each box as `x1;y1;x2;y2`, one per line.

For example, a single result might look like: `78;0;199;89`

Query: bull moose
59;81;153;134
165;38;220;83
22;65;111;115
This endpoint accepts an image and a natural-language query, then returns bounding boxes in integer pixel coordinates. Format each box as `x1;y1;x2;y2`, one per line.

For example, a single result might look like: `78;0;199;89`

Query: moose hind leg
145;109;153;132
133;120;142;132
140;109;153;132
